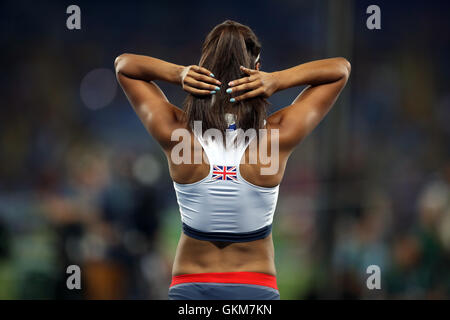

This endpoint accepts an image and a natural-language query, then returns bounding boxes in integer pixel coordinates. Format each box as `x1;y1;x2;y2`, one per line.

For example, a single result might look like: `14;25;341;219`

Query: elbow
114;53;130;74
337;57;351;79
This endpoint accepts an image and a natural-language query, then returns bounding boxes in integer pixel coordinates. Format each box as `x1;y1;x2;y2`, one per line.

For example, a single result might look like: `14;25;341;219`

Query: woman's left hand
227;66;279;102
180;65;221;95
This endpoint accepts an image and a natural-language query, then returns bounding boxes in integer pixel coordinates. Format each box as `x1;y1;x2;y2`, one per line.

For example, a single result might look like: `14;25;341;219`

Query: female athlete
114;20;350;300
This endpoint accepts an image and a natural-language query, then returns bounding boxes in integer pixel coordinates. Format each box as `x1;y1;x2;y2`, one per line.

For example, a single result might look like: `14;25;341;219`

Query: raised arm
228;58;351;151
114;53;221;149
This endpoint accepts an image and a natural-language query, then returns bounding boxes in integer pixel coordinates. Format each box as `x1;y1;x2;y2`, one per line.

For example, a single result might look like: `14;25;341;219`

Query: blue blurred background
0;0;449;299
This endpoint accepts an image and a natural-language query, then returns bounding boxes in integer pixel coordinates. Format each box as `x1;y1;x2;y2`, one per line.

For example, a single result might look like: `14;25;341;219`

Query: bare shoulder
265;107;300;152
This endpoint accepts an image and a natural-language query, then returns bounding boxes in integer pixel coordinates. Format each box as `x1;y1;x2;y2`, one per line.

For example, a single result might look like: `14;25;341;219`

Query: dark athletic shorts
168;272;280;300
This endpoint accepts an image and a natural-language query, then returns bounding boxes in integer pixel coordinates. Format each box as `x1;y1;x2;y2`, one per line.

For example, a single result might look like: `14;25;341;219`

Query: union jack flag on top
212;165;238;181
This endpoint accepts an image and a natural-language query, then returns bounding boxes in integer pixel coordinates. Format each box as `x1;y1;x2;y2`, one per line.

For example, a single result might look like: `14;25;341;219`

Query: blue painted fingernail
215;86;220;91
210;90;216;94
230;98;236;102
226;88;232;93
210;73;215;77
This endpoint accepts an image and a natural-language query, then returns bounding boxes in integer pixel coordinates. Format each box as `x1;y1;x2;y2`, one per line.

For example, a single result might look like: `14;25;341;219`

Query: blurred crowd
0;0;449;299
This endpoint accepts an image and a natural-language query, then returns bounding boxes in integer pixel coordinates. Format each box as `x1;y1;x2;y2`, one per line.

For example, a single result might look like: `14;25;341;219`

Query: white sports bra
173;118;279;242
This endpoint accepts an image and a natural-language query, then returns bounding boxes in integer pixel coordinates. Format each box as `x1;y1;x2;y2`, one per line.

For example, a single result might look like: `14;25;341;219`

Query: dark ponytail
183;20;268;133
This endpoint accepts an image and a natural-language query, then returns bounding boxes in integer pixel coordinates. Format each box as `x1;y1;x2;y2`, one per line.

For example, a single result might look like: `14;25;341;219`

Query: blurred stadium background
0;0;449;299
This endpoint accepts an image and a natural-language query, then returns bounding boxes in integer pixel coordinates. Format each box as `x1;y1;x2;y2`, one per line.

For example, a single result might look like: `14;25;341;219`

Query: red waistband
170;272;278;290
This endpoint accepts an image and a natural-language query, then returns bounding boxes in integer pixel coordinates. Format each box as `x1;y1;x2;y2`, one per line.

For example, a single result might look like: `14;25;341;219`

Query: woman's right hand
227;66;279;102
180;65;222;95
